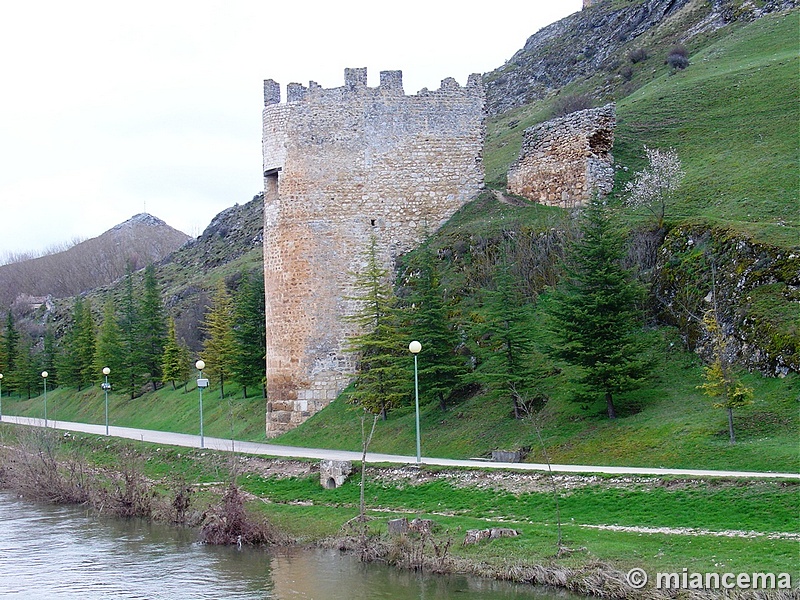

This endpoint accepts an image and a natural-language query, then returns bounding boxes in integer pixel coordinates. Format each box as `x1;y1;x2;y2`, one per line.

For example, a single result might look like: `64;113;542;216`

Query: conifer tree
161;316;190;390
345;236;409;418
76;298;96;387
94;299;126;384
547;197;651;418
10;338;38;399
139;264;167;391
405;246;464;411
42;327;58;387
119;266;143;398
465;262;543;419
201;279;237;398
232;270;266;398
57;297;96;390
1;312;19;391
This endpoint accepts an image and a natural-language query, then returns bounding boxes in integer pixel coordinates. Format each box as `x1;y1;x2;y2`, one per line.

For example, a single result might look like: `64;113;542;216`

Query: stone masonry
506;103;616;209
262;68;485;436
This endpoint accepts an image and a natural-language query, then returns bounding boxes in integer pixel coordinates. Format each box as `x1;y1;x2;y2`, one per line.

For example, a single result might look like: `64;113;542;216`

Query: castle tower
262;68;485;436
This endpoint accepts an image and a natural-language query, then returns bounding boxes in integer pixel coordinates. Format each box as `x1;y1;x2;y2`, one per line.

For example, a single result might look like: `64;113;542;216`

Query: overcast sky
0;0;581;260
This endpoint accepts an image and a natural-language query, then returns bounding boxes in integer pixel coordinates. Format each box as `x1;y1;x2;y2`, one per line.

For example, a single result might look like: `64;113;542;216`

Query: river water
0;493;569;599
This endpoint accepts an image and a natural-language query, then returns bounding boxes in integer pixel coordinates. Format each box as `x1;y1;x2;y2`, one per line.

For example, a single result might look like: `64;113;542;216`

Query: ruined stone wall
506;104;615;209
262;68;485;436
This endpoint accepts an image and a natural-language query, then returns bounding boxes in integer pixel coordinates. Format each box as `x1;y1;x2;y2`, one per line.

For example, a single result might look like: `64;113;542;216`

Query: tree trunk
606;391;617;419
727;407;736;444
438;392;446;413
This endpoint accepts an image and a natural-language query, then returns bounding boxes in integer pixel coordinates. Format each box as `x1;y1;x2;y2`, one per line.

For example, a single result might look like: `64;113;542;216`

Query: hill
0;213;190;308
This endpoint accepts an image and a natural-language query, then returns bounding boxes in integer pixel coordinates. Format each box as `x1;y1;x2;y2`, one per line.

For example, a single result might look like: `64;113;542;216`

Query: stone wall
262;68;485;436
506;104;615;209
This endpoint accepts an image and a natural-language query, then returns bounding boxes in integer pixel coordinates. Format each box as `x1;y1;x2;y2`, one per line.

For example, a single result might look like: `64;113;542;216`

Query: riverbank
0;424;796;598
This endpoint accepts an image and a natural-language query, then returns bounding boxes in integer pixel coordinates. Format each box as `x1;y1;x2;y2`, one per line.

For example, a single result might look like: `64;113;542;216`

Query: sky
0;0;581;260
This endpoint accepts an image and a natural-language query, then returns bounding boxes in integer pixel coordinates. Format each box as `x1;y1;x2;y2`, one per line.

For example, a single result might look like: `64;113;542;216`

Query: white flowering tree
624;146;685;229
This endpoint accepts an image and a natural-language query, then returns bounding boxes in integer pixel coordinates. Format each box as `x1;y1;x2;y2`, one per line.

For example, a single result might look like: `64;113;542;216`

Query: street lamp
101;367;111;436
42;371;48;427
408;340;422;464
196;360;209;449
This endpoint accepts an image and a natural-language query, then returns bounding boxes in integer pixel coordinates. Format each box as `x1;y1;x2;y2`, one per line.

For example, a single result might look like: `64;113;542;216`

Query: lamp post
196;360;209;449
0;373;3;422
101;367;111;436
408;340;422;464
42;371;48;427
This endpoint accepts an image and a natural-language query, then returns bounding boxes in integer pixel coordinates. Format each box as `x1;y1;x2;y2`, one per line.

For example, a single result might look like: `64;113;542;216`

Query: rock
409;518;435;534
387;518;409;535
463;527;520;545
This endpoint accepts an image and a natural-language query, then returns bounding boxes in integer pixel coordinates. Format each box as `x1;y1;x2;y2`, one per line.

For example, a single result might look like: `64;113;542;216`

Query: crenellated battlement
261;68;485;436
263;67;483;106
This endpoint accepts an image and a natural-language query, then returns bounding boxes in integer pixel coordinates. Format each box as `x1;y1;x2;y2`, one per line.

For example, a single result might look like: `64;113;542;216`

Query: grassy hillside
486;9;799;247
6;312;796;473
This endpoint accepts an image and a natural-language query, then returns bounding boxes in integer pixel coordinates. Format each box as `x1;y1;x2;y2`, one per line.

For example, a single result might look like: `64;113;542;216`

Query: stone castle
507;104;616;208
261;68;485;436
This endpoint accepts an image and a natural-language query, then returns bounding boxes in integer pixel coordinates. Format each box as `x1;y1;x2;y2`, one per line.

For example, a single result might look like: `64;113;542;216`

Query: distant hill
0;213;190;308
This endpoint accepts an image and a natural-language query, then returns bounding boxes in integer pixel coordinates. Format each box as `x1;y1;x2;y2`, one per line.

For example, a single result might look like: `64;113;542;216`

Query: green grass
2;380;270;443
240;469;798;576
6;316;794;474
274;319;799;474
484;10;800;247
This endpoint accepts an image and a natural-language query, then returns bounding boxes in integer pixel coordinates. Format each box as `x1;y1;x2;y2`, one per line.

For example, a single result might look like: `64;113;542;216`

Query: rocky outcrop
484;0;693;116
652;225;799;376
483;0;797;117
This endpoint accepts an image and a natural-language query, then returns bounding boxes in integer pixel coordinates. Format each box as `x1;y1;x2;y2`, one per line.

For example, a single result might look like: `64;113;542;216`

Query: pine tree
57;297;96;390
201;280;238;398
10;338;38;400
94;299;126;385
42;327;58;387
138;264;167;391
547;197;652;419
161;316;190;390
405;246;465;412
1;312;19;392
76;298;96;388
345;236;410;418
232;270;266;398
119;266;142;398
465;262;543;419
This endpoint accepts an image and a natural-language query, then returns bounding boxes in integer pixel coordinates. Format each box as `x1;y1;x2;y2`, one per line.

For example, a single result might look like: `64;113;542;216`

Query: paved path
2;415;798;479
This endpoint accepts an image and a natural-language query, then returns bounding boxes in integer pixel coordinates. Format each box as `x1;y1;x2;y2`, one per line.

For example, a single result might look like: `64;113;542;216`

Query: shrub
551;93;595;117
628;47;649;64
620;65;634;82
666;45;689;69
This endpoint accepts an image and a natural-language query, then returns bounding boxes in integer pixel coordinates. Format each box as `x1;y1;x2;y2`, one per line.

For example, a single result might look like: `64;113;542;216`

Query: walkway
2;415;797;479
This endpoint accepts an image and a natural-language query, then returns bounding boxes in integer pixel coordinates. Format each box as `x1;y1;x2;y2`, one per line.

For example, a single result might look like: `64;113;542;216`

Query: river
0;493;570;599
